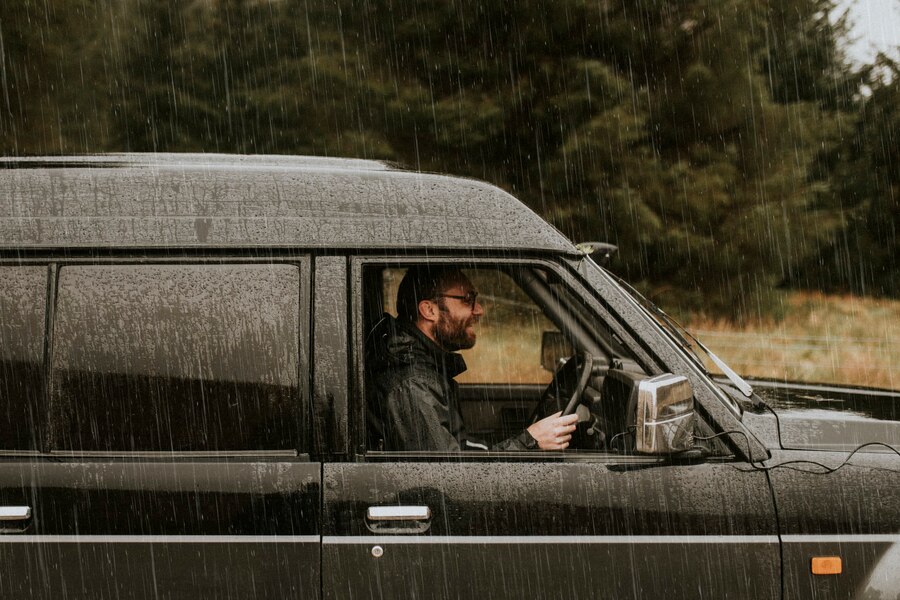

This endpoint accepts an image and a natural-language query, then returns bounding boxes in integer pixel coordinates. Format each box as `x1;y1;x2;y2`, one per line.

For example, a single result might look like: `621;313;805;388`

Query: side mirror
576;242;618;266
634;373;695;454
541;331;574;372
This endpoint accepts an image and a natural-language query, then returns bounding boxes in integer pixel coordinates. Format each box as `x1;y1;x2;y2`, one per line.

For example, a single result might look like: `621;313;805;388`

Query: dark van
0;154;897;599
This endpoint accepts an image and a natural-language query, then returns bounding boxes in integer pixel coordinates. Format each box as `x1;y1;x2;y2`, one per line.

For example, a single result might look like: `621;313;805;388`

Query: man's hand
526;412;579;450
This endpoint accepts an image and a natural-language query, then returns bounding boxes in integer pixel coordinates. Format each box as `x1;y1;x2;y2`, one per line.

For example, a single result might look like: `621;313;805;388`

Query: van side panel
0;460;320;599
323;461;780;599
0;259;322;598
769;451;900;599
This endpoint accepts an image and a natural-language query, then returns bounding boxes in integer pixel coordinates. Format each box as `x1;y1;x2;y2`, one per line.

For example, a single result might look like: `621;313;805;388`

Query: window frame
1;255;311;459
0;263;52;454
350;254;670;462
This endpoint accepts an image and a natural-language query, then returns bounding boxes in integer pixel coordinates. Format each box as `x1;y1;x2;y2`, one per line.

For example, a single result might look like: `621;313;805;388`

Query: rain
0;1;898;598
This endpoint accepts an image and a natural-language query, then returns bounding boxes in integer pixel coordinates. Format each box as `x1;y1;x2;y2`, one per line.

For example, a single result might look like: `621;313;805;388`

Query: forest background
1;0;897;329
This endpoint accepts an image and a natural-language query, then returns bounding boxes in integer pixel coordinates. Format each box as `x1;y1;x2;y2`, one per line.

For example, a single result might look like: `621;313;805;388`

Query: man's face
432;276;484;351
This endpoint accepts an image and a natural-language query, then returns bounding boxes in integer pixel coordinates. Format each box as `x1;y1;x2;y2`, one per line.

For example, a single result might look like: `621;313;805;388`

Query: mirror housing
541;331;574;372
634;373;695;454
576;242;618;266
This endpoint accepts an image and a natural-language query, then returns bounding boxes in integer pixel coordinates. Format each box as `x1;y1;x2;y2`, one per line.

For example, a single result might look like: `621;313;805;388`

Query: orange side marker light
811;556;842;575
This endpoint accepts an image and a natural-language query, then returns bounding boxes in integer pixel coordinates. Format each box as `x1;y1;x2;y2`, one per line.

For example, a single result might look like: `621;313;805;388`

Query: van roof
0;153;577;254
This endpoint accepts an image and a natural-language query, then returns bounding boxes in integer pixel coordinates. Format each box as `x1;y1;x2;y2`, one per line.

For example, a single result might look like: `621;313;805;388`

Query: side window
366;263;642;451
50;264;302;453
0;266;47;450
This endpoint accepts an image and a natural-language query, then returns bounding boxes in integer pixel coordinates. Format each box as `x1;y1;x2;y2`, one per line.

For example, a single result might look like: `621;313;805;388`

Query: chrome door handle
367;506;431;521
0;506;31;521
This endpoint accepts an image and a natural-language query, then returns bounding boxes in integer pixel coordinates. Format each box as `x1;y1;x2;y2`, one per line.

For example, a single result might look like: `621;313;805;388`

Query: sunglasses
435;291;479;308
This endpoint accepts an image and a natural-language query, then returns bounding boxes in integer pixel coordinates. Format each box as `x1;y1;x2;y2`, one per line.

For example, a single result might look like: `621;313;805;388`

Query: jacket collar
398;319;468;378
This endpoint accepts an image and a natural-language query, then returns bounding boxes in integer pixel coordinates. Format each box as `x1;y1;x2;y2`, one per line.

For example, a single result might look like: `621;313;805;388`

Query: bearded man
366;266;578;451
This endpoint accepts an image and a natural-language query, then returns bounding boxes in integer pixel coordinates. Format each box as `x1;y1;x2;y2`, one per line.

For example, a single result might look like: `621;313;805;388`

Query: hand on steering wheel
524;352;596;450
526;411;579;450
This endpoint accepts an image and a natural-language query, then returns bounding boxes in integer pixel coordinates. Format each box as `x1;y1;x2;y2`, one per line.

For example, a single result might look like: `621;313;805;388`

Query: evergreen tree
0;0;116;153
794;55;899;296
115;0;391;156
5;0;889;319
762;0;855;110
337;0;849;318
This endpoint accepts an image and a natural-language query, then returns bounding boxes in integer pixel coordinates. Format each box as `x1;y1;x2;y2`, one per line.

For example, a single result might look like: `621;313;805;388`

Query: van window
0;266;47;450
369;265;557;447
364;263;642;451
50;264;302;453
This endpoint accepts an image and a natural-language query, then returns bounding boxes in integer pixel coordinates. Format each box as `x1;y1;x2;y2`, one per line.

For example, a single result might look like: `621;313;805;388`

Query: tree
332;0;849;318
5;0;880;319
793;55;899;296
762;0;856;110
0;0;118;154
114;0;391;156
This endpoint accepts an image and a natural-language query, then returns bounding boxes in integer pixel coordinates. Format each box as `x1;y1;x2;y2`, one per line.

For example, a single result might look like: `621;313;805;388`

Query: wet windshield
581;256;753;409
608;269;753;395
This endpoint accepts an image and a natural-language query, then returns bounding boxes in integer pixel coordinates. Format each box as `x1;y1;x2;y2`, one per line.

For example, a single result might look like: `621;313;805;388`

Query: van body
0;154;897;599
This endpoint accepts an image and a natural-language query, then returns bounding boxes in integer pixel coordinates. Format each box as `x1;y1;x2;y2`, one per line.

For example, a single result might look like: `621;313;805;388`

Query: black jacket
366;315;536;451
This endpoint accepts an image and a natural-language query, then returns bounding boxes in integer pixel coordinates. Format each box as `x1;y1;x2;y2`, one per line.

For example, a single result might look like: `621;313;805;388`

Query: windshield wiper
610;273;754;398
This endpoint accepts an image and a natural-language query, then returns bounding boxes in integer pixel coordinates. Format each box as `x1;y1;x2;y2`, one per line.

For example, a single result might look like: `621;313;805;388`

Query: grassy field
384;265;898;390
457;290;899;390
684;291;899;390
456;321;555;385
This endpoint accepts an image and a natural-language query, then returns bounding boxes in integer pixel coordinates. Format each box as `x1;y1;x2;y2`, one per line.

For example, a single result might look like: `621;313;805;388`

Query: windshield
579;256;748;414
613;277;709;368
607;271;749;381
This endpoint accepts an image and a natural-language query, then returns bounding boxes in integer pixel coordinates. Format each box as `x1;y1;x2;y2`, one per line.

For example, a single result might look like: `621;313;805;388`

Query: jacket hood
366;314;467;378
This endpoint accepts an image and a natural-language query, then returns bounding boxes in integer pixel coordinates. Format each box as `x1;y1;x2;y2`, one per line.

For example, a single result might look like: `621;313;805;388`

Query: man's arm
491;412;579;451
381;375;578;451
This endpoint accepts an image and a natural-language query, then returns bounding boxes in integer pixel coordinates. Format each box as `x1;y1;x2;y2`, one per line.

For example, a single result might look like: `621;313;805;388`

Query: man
366;265;578;451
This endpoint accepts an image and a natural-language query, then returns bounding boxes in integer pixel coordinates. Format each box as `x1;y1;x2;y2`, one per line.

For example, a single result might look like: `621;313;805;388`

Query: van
1;154;897;599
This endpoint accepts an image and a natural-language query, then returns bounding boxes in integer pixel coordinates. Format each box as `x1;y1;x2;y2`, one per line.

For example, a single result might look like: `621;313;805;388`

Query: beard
433;309;477;351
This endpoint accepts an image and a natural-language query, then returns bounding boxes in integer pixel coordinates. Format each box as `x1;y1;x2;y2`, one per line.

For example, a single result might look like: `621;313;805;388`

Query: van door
0;262;320;599
323;459;779;599
321;258;781;599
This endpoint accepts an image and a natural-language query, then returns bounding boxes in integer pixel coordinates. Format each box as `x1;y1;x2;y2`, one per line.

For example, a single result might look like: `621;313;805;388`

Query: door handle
0;506;32;521
367;505;431;521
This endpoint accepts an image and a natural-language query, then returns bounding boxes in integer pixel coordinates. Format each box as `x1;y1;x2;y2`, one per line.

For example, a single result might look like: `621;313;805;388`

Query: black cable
608;427;635;453
747;442;900;474
754;400;784;448
694;430;900;474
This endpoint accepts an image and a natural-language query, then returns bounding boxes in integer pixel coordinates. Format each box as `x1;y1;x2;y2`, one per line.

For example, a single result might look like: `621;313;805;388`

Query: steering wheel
528;351;594;425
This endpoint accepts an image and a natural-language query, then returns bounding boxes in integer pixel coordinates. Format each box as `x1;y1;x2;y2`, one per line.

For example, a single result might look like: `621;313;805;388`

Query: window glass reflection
51;264;301;452
0;267;47;450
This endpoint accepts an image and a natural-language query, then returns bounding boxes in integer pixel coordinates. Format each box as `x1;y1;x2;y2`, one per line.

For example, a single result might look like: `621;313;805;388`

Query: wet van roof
0;153;576;254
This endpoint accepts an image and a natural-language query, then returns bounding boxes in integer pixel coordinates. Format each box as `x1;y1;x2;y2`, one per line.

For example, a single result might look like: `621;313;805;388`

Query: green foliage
762;0;856;110
792;55;900;297
0;0;894;320
0;0;118;153
114;0;391;156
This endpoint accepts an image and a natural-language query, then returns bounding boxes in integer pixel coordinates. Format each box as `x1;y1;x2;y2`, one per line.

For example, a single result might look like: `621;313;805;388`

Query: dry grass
684;291;900;390
383;263;898;390
456;323;554;385
458;291;899;390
